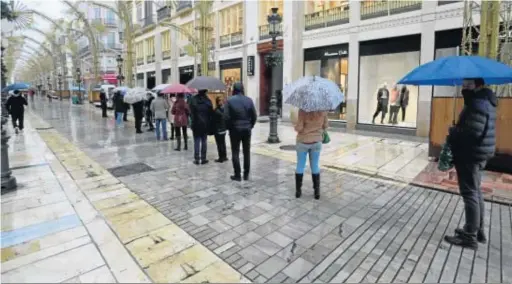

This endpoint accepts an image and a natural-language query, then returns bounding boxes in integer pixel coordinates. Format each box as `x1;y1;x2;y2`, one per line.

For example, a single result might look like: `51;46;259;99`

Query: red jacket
171;98;190;127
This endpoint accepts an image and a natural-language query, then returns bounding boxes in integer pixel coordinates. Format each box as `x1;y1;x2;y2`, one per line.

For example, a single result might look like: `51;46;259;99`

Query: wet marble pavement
19;98;512;283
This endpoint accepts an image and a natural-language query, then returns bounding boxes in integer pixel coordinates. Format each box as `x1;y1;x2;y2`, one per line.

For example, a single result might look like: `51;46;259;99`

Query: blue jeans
116;112;123;125
296;142;322;174
155;119;167;140
194;134;207;161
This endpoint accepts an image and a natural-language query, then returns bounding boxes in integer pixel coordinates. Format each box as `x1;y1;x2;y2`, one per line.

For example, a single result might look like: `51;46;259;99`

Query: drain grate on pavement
107;162;155;178
279;145;296;151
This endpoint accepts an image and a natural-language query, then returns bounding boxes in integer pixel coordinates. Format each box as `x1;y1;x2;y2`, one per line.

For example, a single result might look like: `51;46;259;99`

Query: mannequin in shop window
399;85;410;122
388;84;400;125
372;83;389;124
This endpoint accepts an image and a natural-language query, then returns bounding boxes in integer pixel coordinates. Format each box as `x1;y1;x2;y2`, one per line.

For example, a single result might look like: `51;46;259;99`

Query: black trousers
455;161;486;237
145;110;154;129
11;112;24;130
372;102;387;123
401;105;407;121
214;133;227;160
230;130;251;177
174;126;188;144
388;105;400;124
101;102;107;117
135;116;143;132
170;123;175;139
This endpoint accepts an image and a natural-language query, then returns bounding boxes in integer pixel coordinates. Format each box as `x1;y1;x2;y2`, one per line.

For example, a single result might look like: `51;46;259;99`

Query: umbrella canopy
186;76;226;91
113;86;130;95
152;84;171;92
124;87;147;104
398;55;512;86
283;76;344;112
2;82;30;92
161;83;196;94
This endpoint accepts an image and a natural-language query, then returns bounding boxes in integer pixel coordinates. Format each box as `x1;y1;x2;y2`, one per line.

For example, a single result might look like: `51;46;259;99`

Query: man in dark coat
132;101;144;134
99;90;108;117
224;82;257;181
113;90;125;125
5;90;28;133
189;89;214;165
444;78;497;250
145;93;154;131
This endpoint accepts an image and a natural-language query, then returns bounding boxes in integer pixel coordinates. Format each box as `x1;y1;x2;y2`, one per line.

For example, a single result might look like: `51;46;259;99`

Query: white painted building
132;0;475;137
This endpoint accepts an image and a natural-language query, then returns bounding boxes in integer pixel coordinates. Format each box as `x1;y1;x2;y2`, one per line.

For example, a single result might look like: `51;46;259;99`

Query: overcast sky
14;0;67;75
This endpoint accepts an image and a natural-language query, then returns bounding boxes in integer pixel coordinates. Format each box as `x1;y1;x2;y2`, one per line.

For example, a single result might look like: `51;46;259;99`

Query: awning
102;74;118;84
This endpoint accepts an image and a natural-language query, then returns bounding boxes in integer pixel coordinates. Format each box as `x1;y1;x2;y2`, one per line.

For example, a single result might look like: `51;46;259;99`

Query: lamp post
266;7;282;144
47;75;52;102
57;73;62;101
76;67;82;104
116;54;124;86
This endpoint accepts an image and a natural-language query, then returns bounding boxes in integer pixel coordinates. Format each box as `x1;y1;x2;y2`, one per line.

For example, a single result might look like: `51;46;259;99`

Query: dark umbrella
186;76;226;91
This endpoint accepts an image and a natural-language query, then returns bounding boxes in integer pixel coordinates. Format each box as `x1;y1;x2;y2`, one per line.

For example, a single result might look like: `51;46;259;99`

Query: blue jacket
448;87;497;163
225;93;257;132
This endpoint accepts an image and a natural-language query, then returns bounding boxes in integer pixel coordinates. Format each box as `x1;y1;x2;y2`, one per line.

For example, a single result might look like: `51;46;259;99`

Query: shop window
358;51;419;128
221;67;242;95
220;3;243;36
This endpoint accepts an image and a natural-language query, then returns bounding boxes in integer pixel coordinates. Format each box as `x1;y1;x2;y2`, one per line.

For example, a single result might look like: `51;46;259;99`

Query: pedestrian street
1;98;511;283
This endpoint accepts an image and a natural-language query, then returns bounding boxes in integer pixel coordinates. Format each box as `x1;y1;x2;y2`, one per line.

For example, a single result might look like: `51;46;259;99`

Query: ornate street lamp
76;67;82;104
57;73;62;101
116;54;124;86
266;7;282;144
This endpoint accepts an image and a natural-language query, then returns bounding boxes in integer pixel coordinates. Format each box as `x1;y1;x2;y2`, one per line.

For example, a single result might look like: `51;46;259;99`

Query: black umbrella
186;76;226;91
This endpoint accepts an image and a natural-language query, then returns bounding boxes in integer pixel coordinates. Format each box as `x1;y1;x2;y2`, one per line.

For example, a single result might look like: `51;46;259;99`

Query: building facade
77;1;123;89
132;0;473;137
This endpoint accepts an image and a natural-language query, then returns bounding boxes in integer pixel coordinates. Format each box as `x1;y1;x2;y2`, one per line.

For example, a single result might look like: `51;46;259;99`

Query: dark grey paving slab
28;99;512;283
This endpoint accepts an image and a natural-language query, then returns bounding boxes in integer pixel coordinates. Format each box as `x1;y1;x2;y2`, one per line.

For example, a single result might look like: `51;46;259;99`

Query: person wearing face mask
444;78;496;250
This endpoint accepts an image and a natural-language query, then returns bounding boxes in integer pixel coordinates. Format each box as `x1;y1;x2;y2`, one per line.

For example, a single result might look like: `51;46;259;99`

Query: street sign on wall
247;55;255;76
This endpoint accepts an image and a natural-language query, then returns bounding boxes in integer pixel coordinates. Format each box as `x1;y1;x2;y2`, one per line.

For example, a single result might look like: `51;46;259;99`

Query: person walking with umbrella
171;93;190;151
5;90;28;134
224;83;257;180
189;89;214;165
284;76;342;199
132;100;144;134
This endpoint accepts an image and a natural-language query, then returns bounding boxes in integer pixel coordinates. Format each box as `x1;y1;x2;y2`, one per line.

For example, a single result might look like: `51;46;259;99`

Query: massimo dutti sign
247;56;255;76
304;44;349;61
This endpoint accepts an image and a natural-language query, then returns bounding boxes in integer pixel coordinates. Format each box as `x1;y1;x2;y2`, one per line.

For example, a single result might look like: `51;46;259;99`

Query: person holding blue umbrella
5;90;28;134
397;55;511;250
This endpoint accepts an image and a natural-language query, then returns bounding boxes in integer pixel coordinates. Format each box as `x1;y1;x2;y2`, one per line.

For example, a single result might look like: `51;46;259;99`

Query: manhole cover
279;145;296;151
107;162;155;178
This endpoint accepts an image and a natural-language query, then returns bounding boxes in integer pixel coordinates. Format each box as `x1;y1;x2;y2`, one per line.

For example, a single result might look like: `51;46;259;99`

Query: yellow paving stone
1;241;40;263
179;260;250;283
145;244;218;283
126;224;197;268
111;213;171;243
104;204;158;225
79;178;121;191
92;192;140;211
101;200;152;218
82;182;124;195
87;187;132;202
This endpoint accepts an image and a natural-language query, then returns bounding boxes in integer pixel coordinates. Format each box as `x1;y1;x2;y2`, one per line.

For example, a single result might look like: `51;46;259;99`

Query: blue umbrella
398;55;512;86
2;82;30;92
283;76;344;112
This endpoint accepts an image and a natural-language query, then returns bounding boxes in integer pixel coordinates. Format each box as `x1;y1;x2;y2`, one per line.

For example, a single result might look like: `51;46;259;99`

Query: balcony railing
162;50;171;60
176;0;192;12
259;23;283;41
136;57;144;66
437;0;461;5
304;6;350;31
361;1;422;20
219;32;243;48
157;6;171;22
146;54;155;64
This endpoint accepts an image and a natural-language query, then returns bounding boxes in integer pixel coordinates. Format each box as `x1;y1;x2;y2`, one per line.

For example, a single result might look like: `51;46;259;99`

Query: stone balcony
304;5;350;31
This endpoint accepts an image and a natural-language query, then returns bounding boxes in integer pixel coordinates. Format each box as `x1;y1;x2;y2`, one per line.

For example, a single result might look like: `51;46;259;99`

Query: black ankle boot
295;173;303;198
312;174;320;200
184;139;188;150
175;140;181;151
455;228;487;244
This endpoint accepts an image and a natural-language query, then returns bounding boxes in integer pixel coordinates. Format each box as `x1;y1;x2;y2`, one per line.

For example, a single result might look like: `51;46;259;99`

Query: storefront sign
324;50;347;57
247;56;255;76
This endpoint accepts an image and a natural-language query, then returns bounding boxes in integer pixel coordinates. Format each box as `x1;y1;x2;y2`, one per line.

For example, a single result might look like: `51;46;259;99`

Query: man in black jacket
132;101;144;134
224;82;257;181
189;89;214;165
145;93;154;131
444;78;497;250
99;90;108;117
6;90;28;133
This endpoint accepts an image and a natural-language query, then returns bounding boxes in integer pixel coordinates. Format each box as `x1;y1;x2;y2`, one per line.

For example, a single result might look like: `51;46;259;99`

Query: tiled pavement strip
1;98;511;283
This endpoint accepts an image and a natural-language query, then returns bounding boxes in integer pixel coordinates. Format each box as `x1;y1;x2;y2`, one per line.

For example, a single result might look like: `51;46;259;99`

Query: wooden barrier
88;90;101;103
60;90;71;98
429;97;512;173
